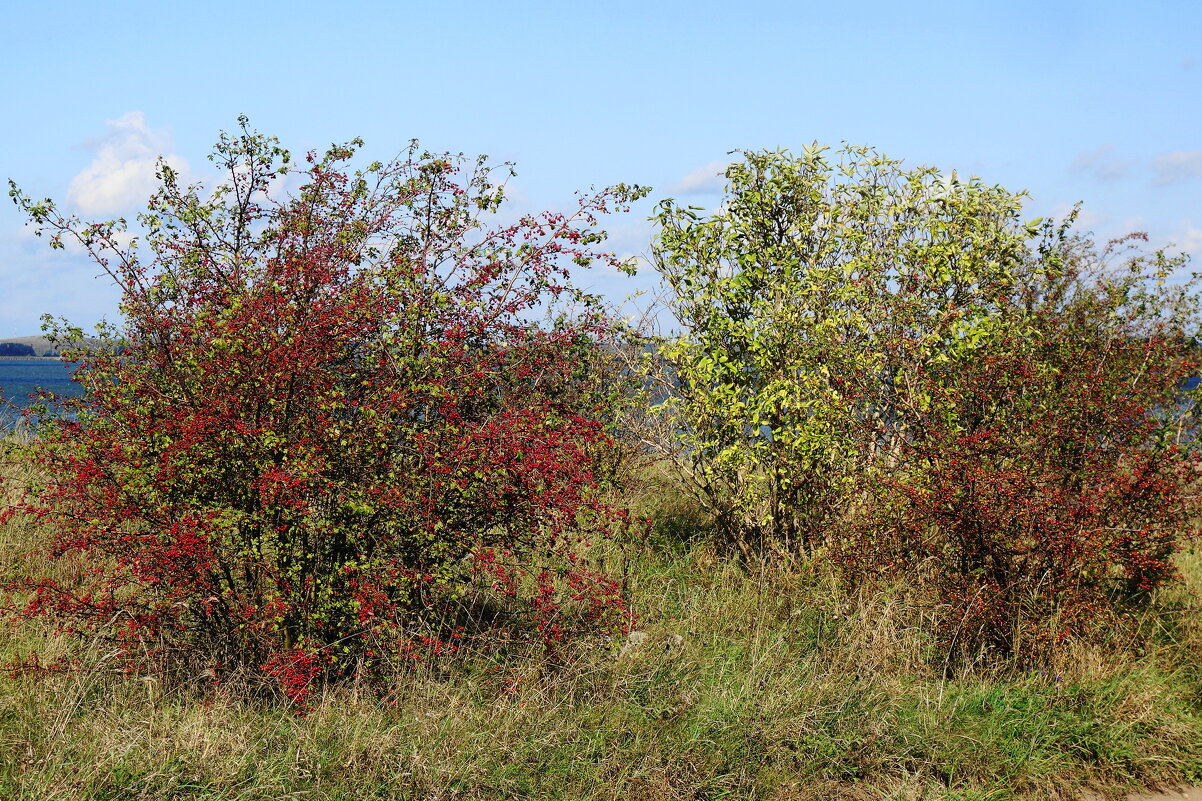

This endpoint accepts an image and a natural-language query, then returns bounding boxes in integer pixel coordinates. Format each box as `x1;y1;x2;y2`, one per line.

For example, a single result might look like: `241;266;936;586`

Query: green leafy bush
652;144;1202;657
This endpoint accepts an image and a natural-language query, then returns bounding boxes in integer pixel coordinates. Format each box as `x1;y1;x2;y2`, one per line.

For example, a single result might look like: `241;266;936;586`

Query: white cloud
1174;225;1202;259
669;160;732;195
67;112;189;215
1151;150;1202;186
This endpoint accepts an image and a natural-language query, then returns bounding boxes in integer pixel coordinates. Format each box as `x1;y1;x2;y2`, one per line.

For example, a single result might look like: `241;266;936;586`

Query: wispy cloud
1069;144;1130;182
0;236;124;337
1175;225;1202;258
1151;150;1202;186
1049;203;1108;232
669;160;732;195
67;112;189;215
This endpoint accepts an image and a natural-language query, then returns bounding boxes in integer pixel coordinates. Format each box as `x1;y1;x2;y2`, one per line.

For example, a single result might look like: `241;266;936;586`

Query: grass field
2;454;1200;801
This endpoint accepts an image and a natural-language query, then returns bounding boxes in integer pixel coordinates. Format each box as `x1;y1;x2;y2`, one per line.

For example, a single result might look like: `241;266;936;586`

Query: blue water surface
0;359;84;411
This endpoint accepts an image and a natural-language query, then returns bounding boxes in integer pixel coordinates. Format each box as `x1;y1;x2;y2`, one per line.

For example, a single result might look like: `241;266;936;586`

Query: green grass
2;455;1201;800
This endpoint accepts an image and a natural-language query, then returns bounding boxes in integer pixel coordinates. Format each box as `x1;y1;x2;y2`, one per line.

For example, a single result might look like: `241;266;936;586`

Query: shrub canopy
5;122;645;700
652;144;1202;658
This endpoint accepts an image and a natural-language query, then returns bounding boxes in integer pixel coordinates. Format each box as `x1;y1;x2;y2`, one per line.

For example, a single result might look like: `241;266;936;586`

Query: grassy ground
1;455;1201;800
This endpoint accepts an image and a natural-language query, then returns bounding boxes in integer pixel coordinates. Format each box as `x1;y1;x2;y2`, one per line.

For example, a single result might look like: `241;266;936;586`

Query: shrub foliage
652;145;1202;657
6;130;1199;678
853;236;1202;658
4;122;644;698
652;146;1037;557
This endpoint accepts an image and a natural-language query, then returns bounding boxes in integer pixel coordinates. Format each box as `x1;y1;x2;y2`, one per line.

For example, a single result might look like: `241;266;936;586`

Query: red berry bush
845;232;1202;661
4;121;644;700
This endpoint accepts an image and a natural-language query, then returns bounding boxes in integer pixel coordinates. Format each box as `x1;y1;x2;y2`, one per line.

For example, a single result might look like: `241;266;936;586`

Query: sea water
0;359;83;426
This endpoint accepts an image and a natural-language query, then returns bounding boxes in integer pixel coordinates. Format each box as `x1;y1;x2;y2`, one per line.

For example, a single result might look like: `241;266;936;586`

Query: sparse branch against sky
1;0;1199;337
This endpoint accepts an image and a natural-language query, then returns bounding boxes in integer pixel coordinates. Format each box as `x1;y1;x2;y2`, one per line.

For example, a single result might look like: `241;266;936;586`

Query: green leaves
651;141;1202;661
652;144;1043;554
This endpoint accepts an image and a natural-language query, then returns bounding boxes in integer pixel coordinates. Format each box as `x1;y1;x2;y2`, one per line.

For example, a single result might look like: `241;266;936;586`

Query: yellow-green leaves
652;143;1040;554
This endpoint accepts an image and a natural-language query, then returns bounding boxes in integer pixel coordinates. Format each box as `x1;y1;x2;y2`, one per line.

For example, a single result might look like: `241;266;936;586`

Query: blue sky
1;0;1199;337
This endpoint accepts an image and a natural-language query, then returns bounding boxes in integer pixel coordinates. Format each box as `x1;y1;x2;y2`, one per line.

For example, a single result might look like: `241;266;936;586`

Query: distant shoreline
0;356;63;361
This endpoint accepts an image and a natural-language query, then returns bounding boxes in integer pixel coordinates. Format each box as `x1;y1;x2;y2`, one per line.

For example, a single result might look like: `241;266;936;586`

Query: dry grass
1;451;1200;800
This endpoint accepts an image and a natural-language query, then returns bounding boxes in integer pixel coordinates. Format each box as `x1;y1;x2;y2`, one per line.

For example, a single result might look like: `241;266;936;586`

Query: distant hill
0;335;108;357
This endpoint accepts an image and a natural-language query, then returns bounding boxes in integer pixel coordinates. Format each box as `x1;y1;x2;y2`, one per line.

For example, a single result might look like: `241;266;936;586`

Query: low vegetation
1;126;1201;799
2;457;1201;800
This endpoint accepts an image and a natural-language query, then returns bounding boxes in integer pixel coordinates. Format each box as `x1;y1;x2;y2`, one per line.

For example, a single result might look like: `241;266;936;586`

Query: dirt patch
1129;789;1202;801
